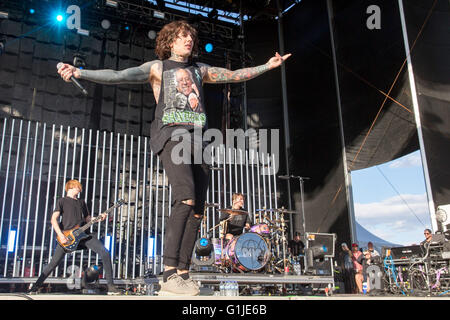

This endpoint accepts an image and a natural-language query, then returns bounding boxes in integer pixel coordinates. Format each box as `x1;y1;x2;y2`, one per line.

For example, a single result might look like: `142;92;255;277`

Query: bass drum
225;232;270;272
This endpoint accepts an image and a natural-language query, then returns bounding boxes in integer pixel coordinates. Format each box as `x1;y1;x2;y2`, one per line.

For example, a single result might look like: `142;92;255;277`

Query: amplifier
388;245;423;259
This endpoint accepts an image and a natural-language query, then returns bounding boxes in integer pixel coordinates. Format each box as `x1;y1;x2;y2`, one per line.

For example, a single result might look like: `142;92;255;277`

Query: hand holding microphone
56;62;88;96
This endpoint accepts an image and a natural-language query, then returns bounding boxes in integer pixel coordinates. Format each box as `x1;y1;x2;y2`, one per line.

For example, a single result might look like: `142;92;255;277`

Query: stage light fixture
191;237;215;270
105;0;119;8
148;30;157;40
0;39;5;56
29;9;35;14
153;11;165;19
148;236;155;257
73;54;86;69
0;11;8;19
195;237;213;257
7;229;17;253
436;205;450;223
105;234;113;252
205;43;213;53
77;29;90;37
56;14;64;22
310;245;328;258
101;19;111;30
436;209;447;223
81;265;101;293
84;265;100;283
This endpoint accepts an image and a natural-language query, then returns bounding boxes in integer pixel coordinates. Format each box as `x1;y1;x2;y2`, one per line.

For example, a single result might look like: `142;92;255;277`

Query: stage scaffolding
0;117;335;291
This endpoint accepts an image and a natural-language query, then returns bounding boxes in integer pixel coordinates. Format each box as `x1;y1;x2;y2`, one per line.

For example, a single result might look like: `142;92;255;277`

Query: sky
351;150;432;246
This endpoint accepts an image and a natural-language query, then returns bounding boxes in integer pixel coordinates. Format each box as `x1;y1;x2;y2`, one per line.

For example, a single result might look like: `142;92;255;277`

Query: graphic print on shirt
161;67;206;127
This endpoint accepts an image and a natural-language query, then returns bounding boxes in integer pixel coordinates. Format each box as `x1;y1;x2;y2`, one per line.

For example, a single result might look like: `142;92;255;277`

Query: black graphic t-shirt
150;59;206;154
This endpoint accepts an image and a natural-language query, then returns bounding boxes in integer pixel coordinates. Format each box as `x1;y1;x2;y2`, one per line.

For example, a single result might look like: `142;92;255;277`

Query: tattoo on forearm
79;60;158;84
206;64;270;83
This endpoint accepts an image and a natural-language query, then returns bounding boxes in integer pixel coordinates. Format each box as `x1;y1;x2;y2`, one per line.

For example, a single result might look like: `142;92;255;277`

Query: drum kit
204;205;301;274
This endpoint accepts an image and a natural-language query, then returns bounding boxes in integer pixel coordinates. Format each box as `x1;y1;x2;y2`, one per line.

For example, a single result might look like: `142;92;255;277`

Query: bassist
28;180;119;294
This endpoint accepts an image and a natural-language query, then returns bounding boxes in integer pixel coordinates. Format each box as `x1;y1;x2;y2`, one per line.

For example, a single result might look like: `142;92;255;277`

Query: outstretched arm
58;60;161;85
200;52;291;84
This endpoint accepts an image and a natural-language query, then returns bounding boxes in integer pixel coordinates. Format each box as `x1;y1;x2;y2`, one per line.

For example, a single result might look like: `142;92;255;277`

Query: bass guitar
57;199;126;253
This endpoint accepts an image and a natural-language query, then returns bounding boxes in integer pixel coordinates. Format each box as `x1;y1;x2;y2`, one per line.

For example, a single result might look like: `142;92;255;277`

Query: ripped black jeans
159;139;210;270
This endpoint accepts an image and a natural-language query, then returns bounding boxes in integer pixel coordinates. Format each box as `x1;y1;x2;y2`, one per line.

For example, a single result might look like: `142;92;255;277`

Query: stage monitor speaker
305;232;336;258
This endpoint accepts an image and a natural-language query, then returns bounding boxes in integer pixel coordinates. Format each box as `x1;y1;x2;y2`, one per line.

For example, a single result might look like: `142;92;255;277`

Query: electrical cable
383;255;406;295
375;165;428;228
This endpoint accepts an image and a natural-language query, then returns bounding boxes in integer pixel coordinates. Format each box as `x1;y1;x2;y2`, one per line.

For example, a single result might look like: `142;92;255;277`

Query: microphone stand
278;175;310;236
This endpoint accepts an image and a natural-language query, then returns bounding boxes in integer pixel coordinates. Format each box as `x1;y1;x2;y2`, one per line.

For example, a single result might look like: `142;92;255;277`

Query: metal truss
110;0;236;40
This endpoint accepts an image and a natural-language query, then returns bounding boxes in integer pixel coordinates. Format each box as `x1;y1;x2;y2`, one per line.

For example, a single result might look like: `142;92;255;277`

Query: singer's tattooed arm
198;52;291;84
198;63;270;84
79;60;161;84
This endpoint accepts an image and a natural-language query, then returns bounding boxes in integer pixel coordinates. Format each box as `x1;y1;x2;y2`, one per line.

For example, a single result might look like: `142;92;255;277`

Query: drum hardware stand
202;202;220;237
208;217;232;270
279;211;288;274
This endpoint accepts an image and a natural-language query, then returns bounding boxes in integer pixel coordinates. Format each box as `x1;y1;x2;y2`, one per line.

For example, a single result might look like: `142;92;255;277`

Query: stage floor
1;293;449;300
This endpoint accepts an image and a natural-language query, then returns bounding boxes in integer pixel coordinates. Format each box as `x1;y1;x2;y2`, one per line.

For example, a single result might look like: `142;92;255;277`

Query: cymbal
204;202;220;208
274;208;301;214
270;219;290;224
218;209;249;216
257;208;301;214
268;226;283;231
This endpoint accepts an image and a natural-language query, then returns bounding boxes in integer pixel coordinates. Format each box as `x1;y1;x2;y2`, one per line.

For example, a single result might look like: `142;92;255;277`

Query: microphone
57;62;88;96
278;175;290;180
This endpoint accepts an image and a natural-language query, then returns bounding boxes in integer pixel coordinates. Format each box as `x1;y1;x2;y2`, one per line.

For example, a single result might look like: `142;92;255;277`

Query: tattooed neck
169;52;188;63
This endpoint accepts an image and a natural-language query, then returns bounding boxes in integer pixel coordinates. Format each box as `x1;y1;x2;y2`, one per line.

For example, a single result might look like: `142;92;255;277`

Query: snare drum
225;232;270;272
250;223;270;236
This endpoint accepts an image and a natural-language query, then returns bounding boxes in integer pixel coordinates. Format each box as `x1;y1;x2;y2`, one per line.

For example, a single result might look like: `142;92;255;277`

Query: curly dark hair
155;20;199;60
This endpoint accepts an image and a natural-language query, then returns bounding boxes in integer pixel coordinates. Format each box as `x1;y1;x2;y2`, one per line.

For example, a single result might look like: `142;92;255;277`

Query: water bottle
362;282;367;294
234;281;239;296
228;281;233;297
219;281;224;296
231;281;236;296
225;281;230;296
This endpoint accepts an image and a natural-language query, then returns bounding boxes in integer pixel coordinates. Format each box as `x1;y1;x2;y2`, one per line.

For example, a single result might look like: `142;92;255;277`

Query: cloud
355;193;430;222
354;193;432;245
388;152;422;169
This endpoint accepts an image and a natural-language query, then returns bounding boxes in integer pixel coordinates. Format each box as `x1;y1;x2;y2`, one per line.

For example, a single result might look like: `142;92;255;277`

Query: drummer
219;193;252;241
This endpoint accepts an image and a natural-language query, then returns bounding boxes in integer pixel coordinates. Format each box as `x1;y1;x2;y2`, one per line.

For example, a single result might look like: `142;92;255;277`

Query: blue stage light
56;14;64;22
7;229;17;253
205;43;213;53
199;238;209;247
29;9;35;14
104;234;112;252
148;236;155;257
